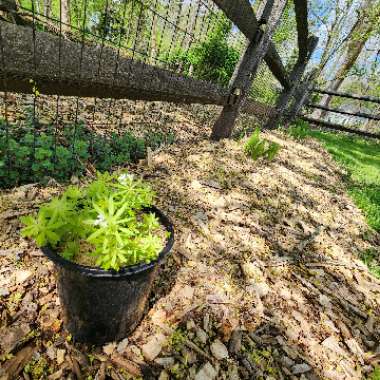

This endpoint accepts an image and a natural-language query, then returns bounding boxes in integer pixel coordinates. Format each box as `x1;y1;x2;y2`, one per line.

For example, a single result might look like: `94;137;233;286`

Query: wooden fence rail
240;99;380;140
313;88;380;104
309;88;380;139
301;116;380;140
0;21;230;105
307;103;380;121
294;0;309;62
211;0;290;89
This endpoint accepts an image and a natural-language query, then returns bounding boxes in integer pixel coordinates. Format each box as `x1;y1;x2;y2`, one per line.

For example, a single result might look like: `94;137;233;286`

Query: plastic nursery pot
42;206;174;345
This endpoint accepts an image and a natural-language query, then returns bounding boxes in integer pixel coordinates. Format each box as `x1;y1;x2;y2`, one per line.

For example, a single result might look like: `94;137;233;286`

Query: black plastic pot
42;206;174;345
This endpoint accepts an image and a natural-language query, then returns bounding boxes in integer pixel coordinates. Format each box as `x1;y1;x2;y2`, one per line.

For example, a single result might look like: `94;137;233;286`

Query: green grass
368;367;380;380
289;121;380;232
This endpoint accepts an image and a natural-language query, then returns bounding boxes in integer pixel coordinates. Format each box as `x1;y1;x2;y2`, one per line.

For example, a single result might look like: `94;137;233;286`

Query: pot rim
41;205;174;279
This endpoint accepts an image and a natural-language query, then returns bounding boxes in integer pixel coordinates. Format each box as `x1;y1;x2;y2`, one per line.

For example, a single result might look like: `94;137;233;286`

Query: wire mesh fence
13;0;247;79
249;63;281;107
0;0;286;188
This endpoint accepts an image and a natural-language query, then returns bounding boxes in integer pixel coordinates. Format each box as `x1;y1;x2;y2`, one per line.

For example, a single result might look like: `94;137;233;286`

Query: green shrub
21;172;169;270
166;15;239;86
244;128;281;161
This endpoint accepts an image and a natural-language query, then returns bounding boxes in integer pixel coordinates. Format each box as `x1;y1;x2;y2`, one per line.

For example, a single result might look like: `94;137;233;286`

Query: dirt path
1;130;379;379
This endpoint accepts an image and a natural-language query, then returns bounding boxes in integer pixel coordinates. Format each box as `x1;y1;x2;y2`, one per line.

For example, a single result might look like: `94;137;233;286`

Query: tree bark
61;0;71;33
149;3;158;64
44;0;51;19
319;2;380;116
182;0;198;52
134;0;149;58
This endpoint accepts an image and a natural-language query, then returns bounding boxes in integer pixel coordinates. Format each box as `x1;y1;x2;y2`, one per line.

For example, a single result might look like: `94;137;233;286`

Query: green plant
168;328;186;352
144;131;175;150
166;15;239;86
20;172;169;270
288;119;311;140
0;117;174;188
244;128;281;161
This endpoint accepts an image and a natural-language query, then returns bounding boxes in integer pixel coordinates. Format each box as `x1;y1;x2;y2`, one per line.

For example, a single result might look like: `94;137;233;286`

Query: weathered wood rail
301;116;380;140
0;21;230;105
307;103;380;122
239;97;380;140
313;88;380;105
211;0;290;89
307;88;380;138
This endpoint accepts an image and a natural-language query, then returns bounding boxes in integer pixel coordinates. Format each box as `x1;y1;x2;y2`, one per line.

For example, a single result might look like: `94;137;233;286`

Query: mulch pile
1;102;380;379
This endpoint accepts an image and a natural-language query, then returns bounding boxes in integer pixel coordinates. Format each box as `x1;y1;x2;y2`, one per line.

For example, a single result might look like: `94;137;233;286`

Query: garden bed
1;125;380;379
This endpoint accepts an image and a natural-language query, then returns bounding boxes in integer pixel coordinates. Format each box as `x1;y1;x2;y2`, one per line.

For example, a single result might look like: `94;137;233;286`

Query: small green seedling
244;128;280;161
21;172;168;271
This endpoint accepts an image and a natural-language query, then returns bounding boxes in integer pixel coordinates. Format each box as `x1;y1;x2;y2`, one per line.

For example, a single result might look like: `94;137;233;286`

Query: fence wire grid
0;0;285;188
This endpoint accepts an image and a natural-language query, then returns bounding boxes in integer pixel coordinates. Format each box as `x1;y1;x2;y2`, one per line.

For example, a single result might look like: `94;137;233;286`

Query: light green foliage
21;172;168;270
244;128;281;161
166;15;239;86
143;131;176;151
24;356;49;380
168;328;186;352
242;336;280;378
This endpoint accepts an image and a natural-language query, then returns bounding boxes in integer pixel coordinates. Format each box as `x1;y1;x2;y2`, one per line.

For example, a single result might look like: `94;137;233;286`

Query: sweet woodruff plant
21;172;167;270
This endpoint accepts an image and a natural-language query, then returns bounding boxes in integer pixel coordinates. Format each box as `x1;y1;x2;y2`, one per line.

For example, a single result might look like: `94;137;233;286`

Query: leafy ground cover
1;111;380;379
0;118;175;188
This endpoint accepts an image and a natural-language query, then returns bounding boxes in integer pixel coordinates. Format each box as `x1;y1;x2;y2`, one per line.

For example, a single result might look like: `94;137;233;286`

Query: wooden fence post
284;68;317;125
210;0;287;140
265;36;318;130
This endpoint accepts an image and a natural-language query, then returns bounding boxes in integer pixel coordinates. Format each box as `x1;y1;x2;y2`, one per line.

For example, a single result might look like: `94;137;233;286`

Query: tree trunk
149;6;157;64
319;2;380;116
61;0;71;33
182;1;198;52
319;37;367;115
44;0;51;18
32;0;40;15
